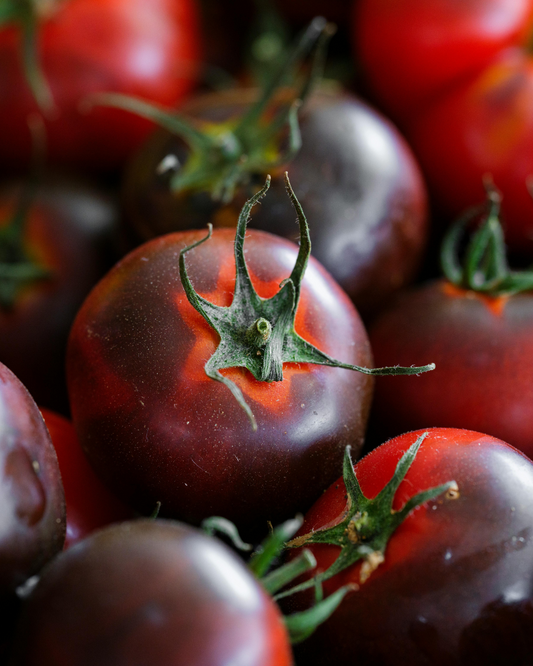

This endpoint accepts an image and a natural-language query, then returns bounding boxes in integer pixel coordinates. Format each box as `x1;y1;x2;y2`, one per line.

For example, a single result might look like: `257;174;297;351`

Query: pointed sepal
277;433;457;598
179;172;435;429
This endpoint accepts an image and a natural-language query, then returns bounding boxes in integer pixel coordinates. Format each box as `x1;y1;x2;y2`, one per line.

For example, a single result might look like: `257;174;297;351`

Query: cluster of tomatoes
2;1;533;664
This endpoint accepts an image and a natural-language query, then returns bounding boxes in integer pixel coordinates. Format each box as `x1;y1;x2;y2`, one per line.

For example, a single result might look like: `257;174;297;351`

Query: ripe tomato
66;195;375;537
287;428;533;665
0;174;118;413
0;0;201;175
0;362;65;598
122;87;428;316
368;279;533;454
11;519;294;665
40;408;135;549
354;0;533;122
353;0;533;254
367;184;533;455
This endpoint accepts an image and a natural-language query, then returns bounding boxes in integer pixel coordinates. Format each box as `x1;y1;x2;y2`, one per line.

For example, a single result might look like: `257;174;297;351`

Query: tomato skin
367;280;533;455
0;363;65;597
0;0;201;175
122;89;428;317
354;0;533;254
11;519;294;666
354;0;533;121
66;228;373;537
40;409;135;549
406;51;533;253
289;428;533;665
0;176;118;413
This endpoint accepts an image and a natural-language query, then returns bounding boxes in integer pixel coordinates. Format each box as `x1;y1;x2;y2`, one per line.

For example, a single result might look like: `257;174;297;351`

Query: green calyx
0;179;51;310
179;173;435;430
88;17;335;204
201;514;354;645
441;180;533;296
0;0;55;112
277;432;458;599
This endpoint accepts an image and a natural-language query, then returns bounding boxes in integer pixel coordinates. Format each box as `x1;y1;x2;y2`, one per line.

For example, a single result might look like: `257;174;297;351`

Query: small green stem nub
247;317;272;347
179;173;435;430
441;178;533;296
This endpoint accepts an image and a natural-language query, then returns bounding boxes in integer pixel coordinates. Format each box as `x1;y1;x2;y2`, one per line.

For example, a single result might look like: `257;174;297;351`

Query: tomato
367;190;533;455
354;0;533;122
11;519;294;665
0;0;201;175
0;174;118;413
368;279;533;451
353;0;533;255
40;408;135;549
66;183;376;538
286;428;533;665
0;362;65;598
122;87;428;317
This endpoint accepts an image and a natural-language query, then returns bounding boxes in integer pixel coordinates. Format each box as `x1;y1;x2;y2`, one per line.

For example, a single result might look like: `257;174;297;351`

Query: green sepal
284;584;354;644
441;180;533;296
276;433;457;599
86;17;334;204
248;514;304;578
201;515;252;552
198;513;359;644
179;173;435;430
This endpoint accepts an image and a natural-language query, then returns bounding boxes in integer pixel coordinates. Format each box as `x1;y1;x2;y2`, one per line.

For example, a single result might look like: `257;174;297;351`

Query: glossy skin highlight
66;228;373;536
289;428;533;665
0;363;65;597
12;520;294;666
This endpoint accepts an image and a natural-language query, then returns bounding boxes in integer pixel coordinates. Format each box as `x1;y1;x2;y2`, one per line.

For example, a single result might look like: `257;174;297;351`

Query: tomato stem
179;173;435;429
277;433;457;598
86;18;334;204
441;179;533;296
0;0;55;112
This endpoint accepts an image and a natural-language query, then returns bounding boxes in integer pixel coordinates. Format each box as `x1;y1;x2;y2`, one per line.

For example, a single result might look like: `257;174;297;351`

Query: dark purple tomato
367;280;533;457
0;362;65;597
66;226;373;537
0;174;118;413
122;88;428;317
287;428;533;665
11;519;294;666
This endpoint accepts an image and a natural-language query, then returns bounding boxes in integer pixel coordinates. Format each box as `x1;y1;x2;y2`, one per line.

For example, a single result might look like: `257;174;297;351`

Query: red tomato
354;0;533;122
40;408;135;549
66;223;374;538
367;280;533;456
11;519;294;665
353;0;533;254
287;428;533;665
0;0;201;174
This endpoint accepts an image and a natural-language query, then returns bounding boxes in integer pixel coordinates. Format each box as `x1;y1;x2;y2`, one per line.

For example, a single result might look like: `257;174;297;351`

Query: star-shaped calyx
179;172;435;430
276;432;458;599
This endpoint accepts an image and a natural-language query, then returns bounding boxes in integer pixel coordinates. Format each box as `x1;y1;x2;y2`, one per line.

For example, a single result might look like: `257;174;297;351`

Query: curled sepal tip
441;178;533;296
179;172;435;429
